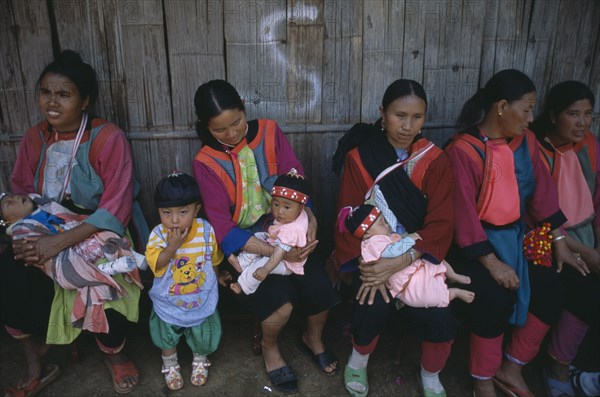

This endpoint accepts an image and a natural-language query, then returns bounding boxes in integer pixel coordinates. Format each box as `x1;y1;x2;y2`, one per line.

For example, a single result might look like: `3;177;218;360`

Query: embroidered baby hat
338;204;381;239
271;168;311;205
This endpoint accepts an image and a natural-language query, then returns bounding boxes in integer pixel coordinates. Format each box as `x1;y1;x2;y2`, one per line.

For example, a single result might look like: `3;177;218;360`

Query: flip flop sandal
344;365;368;397
296;338;338;376
104;357;139;394
267;365;298;395
161;365;183;391
191;359;211;386
4;364;61;397
542;368;575;397
492;376;535;397
417;371;447;397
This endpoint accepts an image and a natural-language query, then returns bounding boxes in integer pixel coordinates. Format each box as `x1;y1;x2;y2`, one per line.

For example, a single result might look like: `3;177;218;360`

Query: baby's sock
162;352;179;369
347;348;369;370
421;366;445;394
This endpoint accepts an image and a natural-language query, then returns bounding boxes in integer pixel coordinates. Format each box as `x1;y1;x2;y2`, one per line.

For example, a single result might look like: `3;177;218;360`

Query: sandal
4;364;61;397
267;365;298;394
104;357;139;394
543;368;574;397
161;365;183;391
492;376;535;397
191;359;211;386
344;365;368;397
296;337;338;376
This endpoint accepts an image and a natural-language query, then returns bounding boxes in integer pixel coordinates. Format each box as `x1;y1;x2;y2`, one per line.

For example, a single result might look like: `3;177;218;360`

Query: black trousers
0;245;129;348
454;260;564;338
350;266;457;346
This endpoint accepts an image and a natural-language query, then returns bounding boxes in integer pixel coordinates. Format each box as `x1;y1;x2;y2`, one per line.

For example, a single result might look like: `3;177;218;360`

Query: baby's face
271;196;303;224
363;215;391;238
1;194;35;224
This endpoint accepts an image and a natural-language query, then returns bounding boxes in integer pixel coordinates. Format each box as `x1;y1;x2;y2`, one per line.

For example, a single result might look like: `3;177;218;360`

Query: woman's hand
480;254;519;290
283;240;319;262
578;246;600;276
358;255;408;286
14;234;65;269
355;255;411;305
356;283;389;305
555;239;589;276
12;237;45;269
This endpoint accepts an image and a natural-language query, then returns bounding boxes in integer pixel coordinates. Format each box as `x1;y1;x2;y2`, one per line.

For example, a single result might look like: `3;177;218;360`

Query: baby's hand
408;232;422;241
253;266;269;281
228;254;242;273
166;227;189;249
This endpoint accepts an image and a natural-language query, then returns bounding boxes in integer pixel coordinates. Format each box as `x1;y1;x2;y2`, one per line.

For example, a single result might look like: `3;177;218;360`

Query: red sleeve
445;140;495;258
333;149;373;266
11;125;45;194
413;153;454;262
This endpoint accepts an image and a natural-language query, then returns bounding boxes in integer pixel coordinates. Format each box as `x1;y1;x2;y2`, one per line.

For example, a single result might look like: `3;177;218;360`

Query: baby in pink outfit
339;204;474;307
230;170;310;295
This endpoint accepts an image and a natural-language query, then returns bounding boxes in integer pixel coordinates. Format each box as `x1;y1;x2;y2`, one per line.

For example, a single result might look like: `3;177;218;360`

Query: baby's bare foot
446;272;471;285
230;282;243;295
449;288;475;303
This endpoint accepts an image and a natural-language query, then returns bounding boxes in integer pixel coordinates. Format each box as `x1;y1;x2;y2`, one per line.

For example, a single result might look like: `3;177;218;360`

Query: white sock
193;353;207;364
421;366;445;394
576;371;600;396
162;352;179;368
347;348;369;369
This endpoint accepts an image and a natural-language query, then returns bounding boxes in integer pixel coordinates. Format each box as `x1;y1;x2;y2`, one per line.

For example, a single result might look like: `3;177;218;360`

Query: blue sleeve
221;227;253;257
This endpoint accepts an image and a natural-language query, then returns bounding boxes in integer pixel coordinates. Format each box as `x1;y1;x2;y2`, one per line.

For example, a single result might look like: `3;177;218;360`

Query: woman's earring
418;130;422;134
498;111;503;116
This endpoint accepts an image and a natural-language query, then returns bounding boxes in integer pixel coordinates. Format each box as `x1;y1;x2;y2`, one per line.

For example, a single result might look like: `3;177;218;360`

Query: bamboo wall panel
225;0;288;122
0;0;53;135
361;0;406;121
164;0;226;130
321;0;362;124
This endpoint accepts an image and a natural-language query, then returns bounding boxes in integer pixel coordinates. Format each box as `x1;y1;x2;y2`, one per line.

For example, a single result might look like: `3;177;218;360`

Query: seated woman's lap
236;254;340;321
453;259;515;338
560;266;600;327
350;269;456;346
528;263;563;325
0;245;131;343
0;245;53;335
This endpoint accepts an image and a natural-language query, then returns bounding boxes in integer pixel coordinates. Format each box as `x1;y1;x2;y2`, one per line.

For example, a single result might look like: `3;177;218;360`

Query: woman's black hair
530;80;595;138
457;69;536;127
154;172;201;209
36;50;99;104
381;79;428;111
194;79;245;142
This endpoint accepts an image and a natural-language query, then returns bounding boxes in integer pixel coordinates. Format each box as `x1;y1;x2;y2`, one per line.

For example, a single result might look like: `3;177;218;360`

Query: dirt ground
1;280;598;397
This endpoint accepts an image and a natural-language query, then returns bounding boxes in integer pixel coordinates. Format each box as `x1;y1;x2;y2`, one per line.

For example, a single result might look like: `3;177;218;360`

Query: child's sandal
191;359;211;386
162;365;183;390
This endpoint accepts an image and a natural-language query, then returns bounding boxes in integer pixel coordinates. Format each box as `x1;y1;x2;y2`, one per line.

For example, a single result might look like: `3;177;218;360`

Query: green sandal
344;365;368;397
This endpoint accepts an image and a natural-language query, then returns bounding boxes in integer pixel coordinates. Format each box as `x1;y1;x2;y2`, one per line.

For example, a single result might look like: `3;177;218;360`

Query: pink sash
477;139;520;225
557;149;594;227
